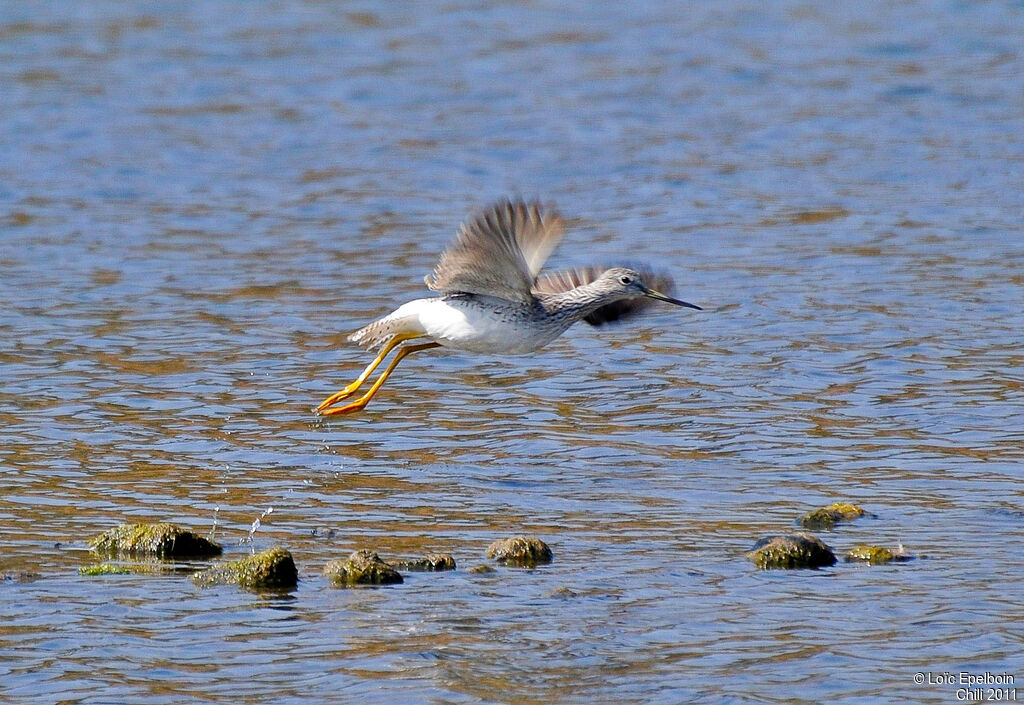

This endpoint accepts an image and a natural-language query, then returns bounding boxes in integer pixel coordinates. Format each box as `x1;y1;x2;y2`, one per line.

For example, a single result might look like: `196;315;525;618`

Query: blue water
2;2;1023;703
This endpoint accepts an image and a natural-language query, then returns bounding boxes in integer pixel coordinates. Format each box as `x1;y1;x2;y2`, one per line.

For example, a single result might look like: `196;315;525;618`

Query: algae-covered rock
193;547;297;589
845;544;913;565
79;563;131;576
469;564;495;574
90;523;222;559
393;553;456;572
486;536;553;567
799;503;866;530
747;533;837;569
324;550;403;586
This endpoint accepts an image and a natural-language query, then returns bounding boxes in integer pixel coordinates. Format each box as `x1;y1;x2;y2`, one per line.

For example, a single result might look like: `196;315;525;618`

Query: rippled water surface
2;2;1023;703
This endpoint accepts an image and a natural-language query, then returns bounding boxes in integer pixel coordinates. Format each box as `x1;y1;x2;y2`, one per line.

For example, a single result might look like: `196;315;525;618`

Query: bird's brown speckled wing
425;200;564;304
533;266;678;326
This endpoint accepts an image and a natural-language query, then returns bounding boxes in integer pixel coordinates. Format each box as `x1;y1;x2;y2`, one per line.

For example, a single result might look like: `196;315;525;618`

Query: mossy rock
193;547;297;589
799;503;867;531
845;544;913;565
486;536;553;567
90;523;222;559
747;533;837;569
469;564;495;574
79;563;131;576
550;586;579;599
392;553;456;572
324;550;403;586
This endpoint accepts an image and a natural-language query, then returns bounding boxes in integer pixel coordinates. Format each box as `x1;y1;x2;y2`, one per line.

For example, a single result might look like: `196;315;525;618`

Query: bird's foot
317;398;369;416
316;381;364;412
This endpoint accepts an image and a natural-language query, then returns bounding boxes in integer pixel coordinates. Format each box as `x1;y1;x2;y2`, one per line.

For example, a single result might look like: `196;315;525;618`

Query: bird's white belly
408;297;565;354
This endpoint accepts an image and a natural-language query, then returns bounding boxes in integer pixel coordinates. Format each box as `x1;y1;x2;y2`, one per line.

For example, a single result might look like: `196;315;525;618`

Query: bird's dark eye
619;275;633;285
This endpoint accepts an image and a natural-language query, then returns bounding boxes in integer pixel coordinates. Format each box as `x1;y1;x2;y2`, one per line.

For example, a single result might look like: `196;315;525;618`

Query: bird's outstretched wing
425;200;564;303
533;266;678;326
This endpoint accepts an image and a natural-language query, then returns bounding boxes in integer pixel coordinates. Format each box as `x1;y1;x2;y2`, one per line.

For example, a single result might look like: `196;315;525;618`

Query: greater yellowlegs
316;199;702;415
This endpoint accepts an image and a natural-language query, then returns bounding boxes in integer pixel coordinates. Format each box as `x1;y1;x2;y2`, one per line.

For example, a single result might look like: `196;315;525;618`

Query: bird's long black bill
643;287;702;310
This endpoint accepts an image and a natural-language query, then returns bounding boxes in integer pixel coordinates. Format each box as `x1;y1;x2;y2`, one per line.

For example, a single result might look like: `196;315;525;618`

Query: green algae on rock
324;550;403;586
799;502;867;531
392;553;456;572
79;563;131;576
550;586;579;599
747;533;837;569
845;544;913;565
468;564;495;574
486;536;553;567
192;547;297;589
90;523;222;559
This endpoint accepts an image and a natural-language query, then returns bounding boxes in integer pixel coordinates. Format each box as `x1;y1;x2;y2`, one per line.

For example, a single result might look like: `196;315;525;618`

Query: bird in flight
316;199;702;415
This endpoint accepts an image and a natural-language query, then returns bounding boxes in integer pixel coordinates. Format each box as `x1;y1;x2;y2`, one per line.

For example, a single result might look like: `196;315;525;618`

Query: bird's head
598;267;702;310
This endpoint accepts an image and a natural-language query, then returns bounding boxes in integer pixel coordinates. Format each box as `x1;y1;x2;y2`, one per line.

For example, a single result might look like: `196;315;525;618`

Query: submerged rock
845;544;914;565
2;571;40;582
192;547;297;589
799;503;867;531
486;536;553;567
392;553;456;572
550;586;579;599
90;523;222;560
324;550;403;586
79;563;131;576
747;533;837;569
468;564;495;574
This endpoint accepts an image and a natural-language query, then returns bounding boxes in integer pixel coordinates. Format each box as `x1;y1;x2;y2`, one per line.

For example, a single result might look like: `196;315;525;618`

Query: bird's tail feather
347;308;427;351
347;319;396;351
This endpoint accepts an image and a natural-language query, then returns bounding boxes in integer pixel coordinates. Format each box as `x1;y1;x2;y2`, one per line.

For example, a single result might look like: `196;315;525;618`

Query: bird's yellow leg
316;334;420;412
318;342;440;416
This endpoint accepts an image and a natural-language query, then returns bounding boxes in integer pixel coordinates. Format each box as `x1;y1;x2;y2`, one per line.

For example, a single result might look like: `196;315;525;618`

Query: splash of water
239;507;274;554
208;505;220;541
